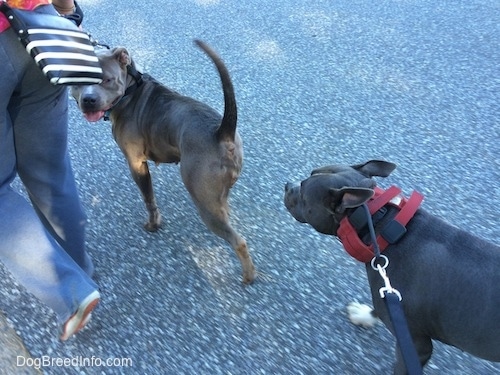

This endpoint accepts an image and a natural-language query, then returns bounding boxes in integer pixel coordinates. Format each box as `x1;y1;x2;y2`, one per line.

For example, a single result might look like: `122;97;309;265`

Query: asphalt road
1;0;499;374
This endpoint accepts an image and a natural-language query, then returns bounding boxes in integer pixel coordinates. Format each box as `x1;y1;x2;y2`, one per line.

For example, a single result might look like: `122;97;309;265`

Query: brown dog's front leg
129;160;162;231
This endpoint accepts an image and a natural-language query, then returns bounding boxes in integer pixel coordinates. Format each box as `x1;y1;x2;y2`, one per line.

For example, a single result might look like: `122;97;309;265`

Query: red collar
337;186;424;263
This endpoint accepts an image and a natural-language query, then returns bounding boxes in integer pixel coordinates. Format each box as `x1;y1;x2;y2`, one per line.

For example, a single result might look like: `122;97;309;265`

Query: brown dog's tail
194;39;237;141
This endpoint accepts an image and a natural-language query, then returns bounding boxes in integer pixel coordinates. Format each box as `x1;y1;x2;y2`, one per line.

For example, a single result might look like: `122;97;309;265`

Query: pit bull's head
71;47;132;122
284;160;396;235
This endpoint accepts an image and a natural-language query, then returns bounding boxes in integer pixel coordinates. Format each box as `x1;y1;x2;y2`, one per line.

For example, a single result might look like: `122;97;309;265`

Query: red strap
368;186;401;214
376;191;424;250
338;186;424;263
394;191;424;226
337;219;376;262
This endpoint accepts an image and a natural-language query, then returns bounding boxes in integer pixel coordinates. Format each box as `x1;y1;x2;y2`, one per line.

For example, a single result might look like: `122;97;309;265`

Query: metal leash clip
371;255;402;301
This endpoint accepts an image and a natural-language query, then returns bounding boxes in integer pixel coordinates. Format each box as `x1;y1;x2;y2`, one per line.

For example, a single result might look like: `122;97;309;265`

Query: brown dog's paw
144;222;161;232
242;264;257;284
242;271;256;284
144;209;162;232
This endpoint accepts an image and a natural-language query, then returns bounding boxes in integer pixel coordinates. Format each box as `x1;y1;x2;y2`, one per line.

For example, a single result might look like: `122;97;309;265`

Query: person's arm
52;0;84;27
52;0;76;15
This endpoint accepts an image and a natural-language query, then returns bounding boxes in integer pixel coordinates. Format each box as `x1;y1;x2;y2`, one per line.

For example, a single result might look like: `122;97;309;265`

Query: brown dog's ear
352;160;396;178
112;47;131;68
329;187;374;214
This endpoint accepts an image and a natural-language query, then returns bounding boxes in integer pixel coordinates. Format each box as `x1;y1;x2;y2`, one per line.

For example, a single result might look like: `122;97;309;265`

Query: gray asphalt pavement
1;0;499;374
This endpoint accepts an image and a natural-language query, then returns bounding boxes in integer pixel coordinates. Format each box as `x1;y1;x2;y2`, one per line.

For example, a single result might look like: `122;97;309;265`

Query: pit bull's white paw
346;302;379;328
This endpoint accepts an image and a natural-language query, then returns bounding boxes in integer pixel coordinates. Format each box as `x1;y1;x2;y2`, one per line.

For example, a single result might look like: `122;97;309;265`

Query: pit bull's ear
329;187;374;214
112;47;131;68
352;160;396;178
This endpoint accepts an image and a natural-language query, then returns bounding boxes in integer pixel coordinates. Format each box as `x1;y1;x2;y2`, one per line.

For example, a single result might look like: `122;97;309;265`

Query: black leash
363;204;423;375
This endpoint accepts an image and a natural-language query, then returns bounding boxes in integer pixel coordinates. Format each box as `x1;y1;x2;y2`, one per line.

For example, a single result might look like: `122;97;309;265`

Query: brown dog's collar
337;186;424;263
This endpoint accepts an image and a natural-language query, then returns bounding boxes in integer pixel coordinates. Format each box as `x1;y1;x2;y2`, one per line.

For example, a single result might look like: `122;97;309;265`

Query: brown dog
71;40;255;283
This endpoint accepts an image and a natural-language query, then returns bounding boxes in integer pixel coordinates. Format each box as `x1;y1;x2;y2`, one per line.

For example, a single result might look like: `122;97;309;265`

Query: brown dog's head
70;47;132;122
284;160;396;235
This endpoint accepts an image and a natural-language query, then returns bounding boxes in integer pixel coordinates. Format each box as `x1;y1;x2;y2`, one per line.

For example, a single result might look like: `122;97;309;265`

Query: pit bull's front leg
127;159;161;231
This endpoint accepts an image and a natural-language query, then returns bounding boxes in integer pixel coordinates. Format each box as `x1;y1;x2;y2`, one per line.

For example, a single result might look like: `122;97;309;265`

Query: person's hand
52;0;76;15
53;1;84;27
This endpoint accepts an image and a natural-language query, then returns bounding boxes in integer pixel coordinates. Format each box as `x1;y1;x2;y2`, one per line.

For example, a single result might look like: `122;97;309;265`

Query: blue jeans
0;5;98;325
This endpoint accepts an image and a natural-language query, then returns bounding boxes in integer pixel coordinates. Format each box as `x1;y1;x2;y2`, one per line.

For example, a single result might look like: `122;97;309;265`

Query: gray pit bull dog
71;40;255;283
284;160;500;374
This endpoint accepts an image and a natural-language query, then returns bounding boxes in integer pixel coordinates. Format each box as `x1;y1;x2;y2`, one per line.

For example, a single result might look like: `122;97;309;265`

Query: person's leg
10;4;94;275
12;69;94;275
0;25;98;330
0;190;98;325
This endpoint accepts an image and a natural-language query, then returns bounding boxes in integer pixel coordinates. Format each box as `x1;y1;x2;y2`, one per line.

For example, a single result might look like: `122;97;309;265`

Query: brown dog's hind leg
193;200;256;284
180;156;254;283
203;209;256;284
